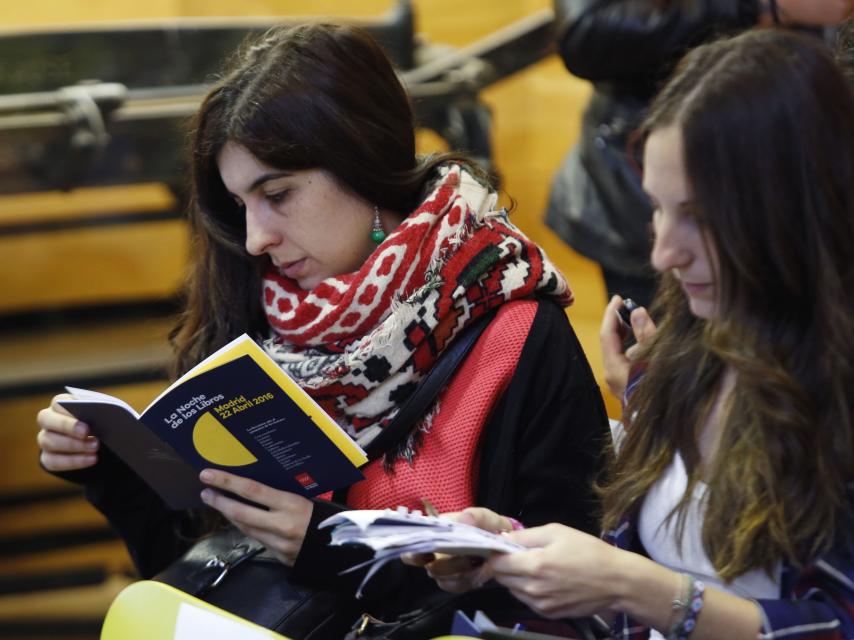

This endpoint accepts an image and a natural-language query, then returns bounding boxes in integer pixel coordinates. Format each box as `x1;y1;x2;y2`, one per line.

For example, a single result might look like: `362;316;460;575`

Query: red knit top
346;299;537;513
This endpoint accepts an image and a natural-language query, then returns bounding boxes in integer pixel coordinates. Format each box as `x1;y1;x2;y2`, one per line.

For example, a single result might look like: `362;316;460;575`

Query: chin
296;278;315;290
296;274;326;290
688;298;717;320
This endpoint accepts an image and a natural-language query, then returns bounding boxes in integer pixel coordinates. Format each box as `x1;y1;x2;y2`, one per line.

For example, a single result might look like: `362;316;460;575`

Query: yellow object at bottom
100;580;289;640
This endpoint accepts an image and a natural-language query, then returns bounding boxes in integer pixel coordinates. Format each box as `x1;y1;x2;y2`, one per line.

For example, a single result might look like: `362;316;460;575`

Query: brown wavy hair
170;22;492;375
600;29;854;579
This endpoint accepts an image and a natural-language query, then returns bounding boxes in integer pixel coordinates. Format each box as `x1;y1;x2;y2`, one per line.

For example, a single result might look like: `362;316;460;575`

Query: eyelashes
225;188;292;213
265;190;290;205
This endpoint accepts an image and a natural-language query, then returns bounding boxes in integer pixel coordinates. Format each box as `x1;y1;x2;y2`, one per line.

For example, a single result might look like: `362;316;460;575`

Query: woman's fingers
39;450;98;471
199;470;312;538
37;429;98;454
629;306;656;344
401;552;436;567
453;507;514;533
600;296;632;397
425;553;486;578
38;398;87;438
36;395;99;471
600;295;626;349
198;471;313;568
200;468;267;500
426;554;493;593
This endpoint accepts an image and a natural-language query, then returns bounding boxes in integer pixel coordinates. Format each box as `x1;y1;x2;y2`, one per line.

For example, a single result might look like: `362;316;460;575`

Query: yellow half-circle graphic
192;412;258;466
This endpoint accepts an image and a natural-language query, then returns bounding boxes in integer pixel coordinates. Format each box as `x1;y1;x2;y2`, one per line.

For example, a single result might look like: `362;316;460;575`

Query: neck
697;366;737;471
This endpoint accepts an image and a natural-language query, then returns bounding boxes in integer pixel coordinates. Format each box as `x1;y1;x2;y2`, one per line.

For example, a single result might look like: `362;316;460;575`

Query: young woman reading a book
406;28;854;639
35;22;609;634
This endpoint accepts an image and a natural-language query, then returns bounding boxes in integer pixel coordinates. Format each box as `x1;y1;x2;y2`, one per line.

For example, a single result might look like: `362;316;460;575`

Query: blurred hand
401;507;515;593
600;295;656;398
776;0;854;25
37;394;99;471
199;469;313;566
489;524;623;619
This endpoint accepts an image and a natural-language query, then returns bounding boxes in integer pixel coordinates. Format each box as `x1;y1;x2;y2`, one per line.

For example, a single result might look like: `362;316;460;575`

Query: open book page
319;508;524;596
65;386;140;418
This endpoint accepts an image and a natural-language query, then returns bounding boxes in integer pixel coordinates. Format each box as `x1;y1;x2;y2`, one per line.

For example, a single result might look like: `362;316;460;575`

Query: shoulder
487;297;572;337
488;297;599;395
476;298;583;361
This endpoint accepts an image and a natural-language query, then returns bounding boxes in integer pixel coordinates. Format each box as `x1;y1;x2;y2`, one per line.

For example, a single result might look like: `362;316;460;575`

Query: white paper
64;386;140;418
173;602;273;640
320;507;524;597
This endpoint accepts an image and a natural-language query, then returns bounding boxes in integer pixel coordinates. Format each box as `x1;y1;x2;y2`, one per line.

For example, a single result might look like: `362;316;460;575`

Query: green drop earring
370;206;387;244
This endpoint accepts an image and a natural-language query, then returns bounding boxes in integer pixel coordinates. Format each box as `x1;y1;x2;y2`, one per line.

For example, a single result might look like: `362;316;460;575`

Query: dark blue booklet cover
60;334;366;509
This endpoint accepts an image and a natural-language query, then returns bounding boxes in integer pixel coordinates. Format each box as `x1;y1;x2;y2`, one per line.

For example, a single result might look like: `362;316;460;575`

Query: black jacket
545;0;759;274
555;0;760;97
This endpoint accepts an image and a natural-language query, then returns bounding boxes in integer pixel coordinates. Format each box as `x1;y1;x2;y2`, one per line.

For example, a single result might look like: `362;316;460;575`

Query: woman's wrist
607;551;686;632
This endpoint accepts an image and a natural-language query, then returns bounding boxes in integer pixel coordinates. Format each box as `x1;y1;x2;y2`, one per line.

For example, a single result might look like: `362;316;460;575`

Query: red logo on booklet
295;472;318;489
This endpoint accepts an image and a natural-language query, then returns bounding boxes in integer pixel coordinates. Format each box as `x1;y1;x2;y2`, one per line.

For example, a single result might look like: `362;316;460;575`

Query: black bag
544;92;651;276
155;526;361;638
154;314;495;637
343;587;539;639
343;589;611;640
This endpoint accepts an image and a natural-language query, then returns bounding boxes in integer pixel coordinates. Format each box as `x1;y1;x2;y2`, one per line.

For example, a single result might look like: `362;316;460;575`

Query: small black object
616;298;639;351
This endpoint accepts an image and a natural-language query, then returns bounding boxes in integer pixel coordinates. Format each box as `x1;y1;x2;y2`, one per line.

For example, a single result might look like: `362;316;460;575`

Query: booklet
319;507;523;596
60;334;367;510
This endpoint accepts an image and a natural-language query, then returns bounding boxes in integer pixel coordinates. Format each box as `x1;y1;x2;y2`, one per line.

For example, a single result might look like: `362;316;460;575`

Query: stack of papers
319;507;523;596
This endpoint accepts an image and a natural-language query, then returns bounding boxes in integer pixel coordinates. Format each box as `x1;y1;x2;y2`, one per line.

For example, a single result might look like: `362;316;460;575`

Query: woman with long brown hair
410;28;854;639
34;21;608;635
546;0;853;309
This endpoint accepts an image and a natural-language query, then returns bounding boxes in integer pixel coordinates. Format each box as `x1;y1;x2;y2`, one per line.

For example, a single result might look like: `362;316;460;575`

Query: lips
681;281;711;296
279;258;306;279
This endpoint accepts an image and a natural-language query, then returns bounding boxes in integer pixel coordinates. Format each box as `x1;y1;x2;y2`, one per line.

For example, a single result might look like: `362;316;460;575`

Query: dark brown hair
601;29;854;579
171;22;489;374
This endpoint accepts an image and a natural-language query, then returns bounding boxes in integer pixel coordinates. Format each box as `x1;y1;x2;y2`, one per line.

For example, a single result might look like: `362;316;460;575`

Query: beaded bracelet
665;573;692;634
668;578;706;640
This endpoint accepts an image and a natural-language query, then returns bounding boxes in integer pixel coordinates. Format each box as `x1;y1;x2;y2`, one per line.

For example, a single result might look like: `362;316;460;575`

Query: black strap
362;310;495;462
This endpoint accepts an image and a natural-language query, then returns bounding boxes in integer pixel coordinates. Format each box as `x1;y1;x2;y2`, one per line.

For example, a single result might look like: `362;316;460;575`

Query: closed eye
265;190;290;205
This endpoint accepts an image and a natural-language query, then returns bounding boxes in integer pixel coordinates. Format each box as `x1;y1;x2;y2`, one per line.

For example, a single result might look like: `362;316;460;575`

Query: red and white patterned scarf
263;164;573;447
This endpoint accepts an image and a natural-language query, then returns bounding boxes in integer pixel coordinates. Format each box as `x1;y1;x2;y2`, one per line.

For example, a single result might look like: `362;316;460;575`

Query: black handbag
154;313;495;637
343;589;612;640
155;526;360;638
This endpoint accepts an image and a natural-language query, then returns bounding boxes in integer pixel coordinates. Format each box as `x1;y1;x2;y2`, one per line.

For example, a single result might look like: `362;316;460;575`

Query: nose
650;212;691;274
244;203;280;256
